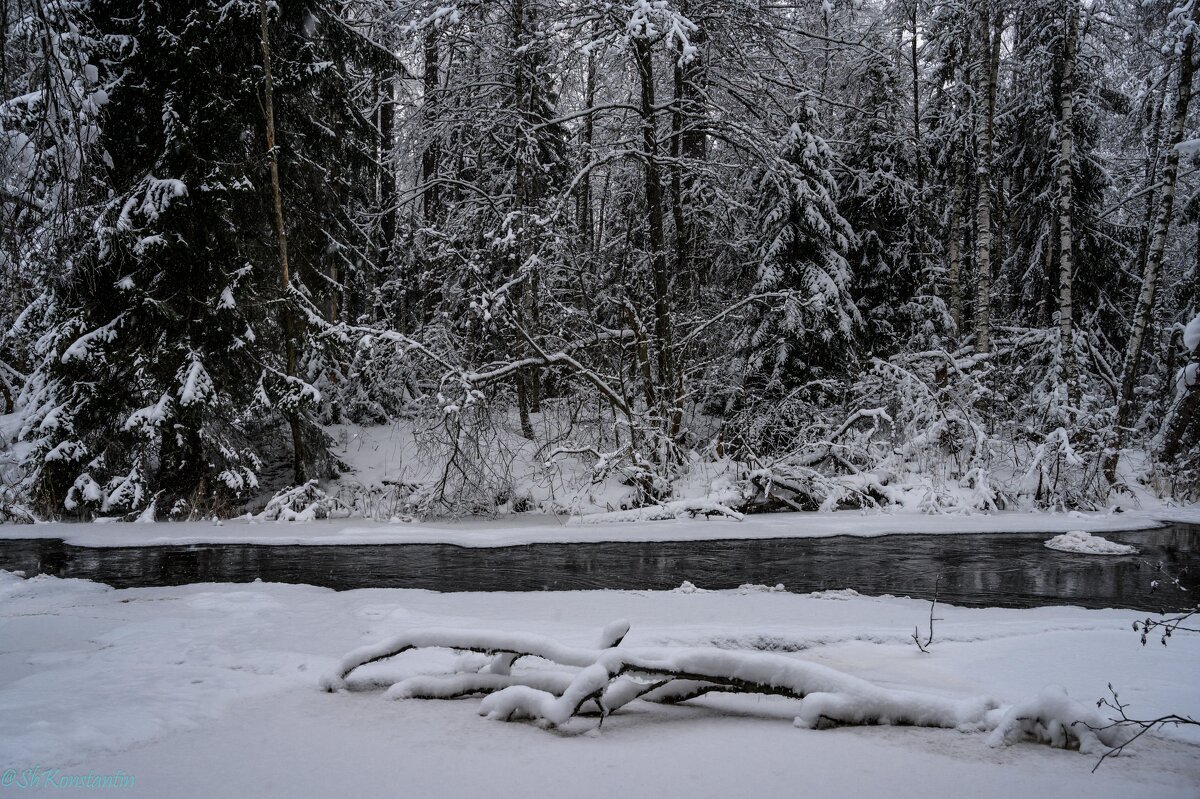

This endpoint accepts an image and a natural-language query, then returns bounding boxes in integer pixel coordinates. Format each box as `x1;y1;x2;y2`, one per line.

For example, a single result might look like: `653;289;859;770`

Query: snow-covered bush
258;481;351;522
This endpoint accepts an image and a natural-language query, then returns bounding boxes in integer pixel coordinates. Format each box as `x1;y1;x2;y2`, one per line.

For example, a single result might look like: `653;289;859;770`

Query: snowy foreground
1;572;1198;798
3;505;1200;547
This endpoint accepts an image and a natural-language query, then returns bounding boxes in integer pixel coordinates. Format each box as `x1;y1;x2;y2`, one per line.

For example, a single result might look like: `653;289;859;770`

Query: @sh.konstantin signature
2;766;135;789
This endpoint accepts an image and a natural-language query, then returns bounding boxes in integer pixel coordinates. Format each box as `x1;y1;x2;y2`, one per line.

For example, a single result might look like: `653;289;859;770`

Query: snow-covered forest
2;0;1200;521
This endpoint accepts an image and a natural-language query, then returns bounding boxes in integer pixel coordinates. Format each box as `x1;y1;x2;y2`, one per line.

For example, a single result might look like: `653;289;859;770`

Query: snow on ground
1044;530;1140;555
2;506;1199;548
0;571;1197;798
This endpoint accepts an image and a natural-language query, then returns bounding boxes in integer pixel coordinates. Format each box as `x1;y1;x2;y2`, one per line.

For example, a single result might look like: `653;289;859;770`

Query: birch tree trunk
259;0;305;485
1135;86;1166;279
1157;336;1199;463
1056;0;1078;402
1106;20;1195;483
973;6;1003;355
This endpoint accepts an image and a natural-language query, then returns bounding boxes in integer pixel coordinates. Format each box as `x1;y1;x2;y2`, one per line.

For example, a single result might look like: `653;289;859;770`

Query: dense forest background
1;0;1198;521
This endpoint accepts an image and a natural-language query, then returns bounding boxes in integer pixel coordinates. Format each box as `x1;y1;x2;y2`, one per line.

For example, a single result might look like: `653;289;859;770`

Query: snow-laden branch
479;645;997;730
322;621;998;734
320;621;1163;766
320;620;630;693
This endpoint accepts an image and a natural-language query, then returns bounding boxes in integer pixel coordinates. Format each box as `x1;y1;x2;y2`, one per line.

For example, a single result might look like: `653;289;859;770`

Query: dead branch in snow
912;573;943;654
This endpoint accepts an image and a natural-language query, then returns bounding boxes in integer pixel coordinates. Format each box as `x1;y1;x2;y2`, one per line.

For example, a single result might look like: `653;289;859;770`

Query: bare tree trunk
669;1;705;309
0;0;10;100
668;11;704;436
1106;21;1195;483
670;49;687;300
947;130;966;331
510;0;536;440
973;6;1003;355
632;36;675;438
379;76;397;278
421;28;440;221
1056;0;1078;402
1135;86;1166;278
576;49;596;251
909;0;925;281
259;0;305;485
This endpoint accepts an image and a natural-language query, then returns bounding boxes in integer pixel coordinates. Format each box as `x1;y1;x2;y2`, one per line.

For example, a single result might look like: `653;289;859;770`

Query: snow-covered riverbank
1;571;1196;798
2;506;1198;548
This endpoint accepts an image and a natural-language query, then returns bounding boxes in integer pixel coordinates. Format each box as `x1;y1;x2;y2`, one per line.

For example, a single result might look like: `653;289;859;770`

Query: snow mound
986;686;1135;754
1043;531;1137;555
574;498;745;524
672;581;786;594
736;583;786;594
809;588;862;600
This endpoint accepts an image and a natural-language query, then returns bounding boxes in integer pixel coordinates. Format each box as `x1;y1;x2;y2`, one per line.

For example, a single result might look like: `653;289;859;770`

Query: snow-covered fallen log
477;646;997;729
322;621;996;731
320;621;1148;764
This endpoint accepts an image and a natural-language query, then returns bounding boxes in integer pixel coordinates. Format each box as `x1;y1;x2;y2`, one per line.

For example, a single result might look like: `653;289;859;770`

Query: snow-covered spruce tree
17;0;384;517
1;0;113;412
838;44;942;358
737;99;857;393
0;0;116;520
923;0;978;337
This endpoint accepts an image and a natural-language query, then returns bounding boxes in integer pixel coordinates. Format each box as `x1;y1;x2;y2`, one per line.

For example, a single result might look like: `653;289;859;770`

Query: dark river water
0;524;1195;611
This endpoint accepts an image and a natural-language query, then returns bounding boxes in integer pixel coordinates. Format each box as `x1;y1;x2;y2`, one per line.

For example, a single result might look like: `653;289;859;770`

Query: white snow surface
0;571;1197;798
1044;531;1139;555
3;507;1198;548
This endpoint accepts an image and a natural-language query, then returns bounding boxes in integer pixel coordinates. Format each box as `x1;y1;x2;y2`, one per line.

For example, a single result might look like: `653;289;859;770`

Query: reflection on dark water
0;525;1196;611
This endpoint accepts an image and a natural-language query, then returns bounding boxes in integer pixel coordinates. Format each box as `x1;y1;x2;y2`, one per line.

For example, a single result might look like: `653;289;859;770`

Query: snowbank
1;573;1197;798
1044;531;1138;556
3;506;1197;548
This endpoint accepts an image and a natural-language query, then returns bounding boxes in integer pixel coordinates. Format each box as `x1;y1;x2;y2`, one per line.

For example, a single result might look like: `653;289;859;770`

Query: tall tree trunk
1135;85;1166;278
632;37;675;438
1056;0;1078;402
1106;21;1195;483
511;0;535;440
947;132;967;332
670;49;688;302
379;76;397;279
421;28;440;221
670;2;706;310
973;6;1003;355
909;0;925;282
576;49;596;251
259;0;305;485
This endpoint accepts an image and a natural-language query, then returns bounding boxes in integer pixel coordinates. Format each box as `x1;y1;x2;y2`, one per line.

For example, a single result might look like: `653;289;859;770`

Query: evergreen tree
17;0;384;516
739;99;857;391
